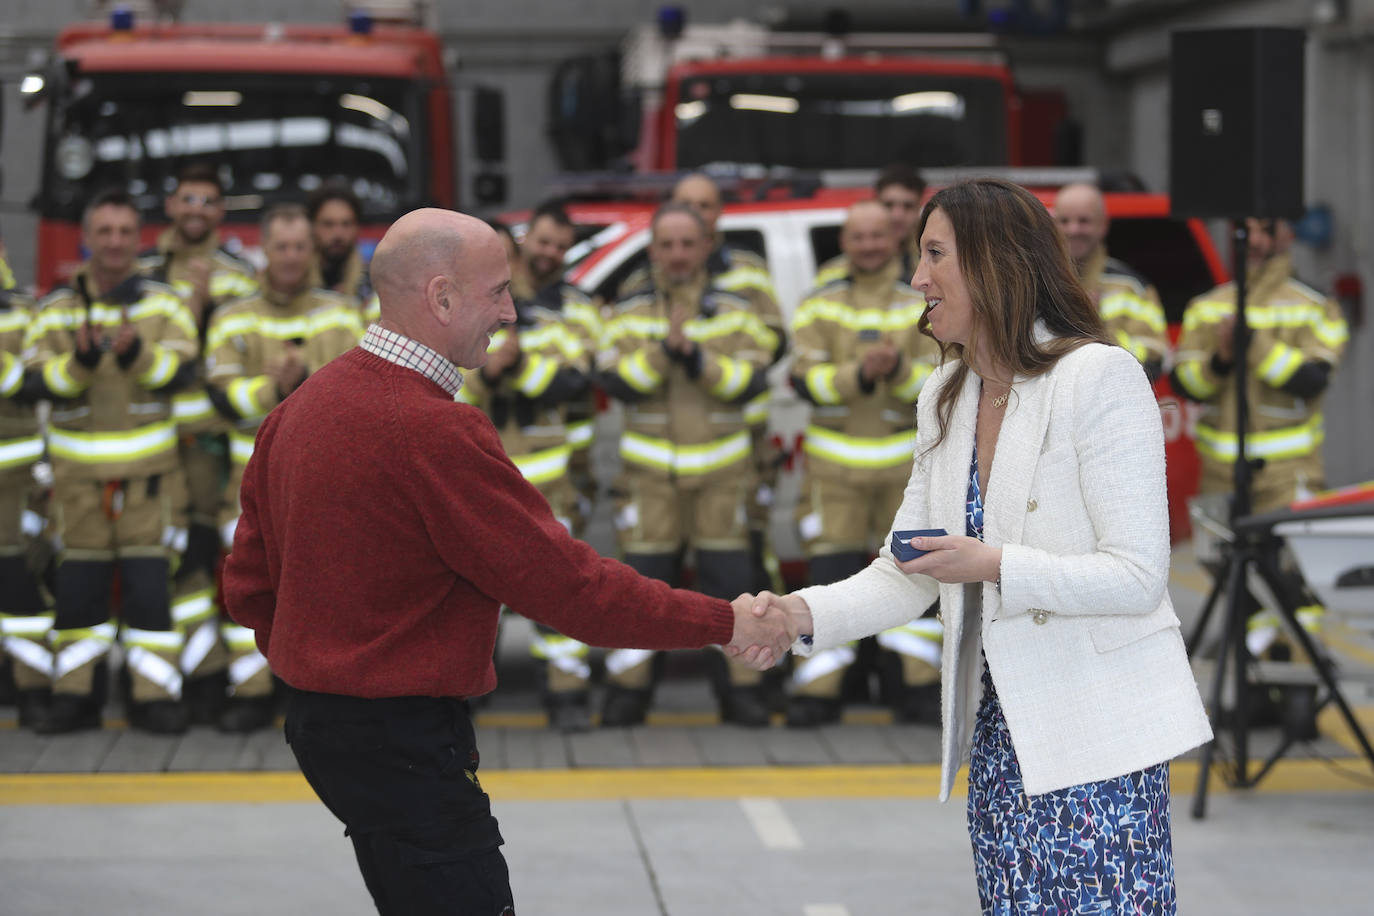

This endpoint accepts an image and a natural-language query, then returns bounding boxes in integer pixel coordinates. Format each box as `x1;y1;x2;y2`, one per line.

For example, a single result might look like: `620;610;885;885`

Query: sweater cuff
705;599;736;646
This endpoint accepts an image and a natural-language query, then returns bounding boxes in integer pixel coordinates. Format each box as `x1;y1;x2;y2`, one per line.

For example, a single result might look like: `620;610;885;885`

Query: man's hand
73;321;105;369
895;534;1001;585
726;591;814;669
724;592;797;670
665;304;694;357
860;339;900;384
268;343;308;398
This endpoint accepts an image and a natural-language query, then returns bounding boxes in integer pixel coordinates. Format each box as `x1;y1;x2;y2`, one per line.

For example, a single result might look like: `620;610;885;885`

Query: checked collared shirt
361;323;464;398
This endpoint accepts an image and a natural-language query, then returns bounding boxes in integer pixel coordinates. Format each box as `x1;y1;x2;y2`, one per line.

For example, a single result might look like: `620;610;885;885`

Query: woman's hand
896;534;1001;585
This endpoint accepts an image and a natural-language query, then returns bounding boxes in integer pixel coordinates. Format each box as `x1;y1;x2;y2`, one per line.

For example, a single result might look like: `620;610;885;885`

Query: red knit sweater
222;347;735;698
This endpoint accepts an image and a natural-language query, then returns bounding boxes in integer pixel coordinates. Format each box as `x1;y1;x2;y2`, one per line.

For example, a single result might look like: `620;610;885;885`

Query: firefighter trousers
607;469;759;692
793;475;943;701
0;476;52;692
50;474;183;702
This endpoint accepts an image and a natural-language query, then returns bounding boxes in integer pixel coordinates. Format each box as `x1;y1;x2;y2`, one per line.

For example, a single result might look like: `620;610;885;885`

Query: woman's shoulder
1051;341;1145;390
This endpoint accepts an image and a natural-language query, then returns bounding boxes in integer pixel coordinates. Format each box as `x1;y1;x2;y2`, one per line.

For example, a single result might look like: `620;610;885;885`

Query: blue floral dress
964;446;1177;915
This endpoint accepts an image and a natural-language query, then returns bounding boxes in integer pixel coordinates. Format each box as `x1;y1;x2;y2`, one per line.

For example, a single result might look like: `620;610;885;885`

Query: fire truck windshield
37;72;423;223
673;71;1008;170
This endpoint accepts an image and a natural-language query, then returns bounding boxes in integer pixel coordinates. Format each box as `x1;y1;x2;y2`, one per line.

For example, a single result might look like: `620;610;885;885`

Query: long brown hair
916;178;1111;452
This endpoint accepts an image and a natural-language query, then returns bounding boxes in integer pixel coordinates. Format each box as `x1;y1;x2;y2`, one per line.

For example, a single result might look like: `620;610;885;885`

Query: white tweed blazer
794;337;1212;799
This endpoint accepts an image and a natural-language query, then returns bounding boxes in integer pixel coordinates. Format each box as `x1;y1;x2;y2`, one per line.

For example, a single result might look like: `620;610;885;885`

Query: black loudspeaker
1169;28;1305;219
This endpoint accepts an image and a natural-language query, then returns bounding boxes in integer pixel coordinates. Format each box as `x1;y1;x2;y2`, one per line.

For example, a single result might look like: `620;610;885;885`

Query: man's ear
426;276;453;325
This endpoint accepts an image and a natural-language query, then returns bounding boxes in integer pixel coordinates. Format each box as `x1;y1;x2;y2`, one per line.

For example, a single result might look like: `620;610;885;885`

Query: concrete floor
2;544;1373;915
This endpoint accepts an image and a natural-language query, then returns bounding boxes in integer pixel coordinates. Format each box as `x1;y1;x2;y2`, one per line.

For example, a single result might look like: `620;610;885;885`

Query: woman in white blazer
752;179;1212;913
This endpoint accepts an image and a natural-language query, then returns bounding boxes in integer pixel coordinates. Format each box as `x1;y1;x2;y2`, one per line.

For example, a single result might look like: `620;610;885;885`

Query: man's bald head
671;174;723;236
841;200;899;274
1051;183;1108;267
371;208;514;369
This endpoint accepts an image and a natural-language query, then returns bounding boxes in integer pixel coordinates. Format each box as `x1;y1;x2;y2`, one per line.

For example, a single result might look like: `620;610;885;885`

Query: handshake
722;591;815;671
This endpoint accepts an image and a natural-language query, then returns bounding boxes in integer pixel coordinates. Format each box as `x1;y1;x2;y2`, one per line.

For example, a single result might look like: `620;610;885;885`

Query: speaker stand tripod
1186;223;1374;819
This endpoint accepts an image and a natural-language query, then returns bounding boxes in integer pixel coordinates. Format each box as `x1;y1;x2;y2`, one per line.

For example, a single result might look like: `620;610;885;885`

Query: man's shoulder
36;285;78;310
305;288;359;310
727;248;769;270
134;278;184;307
1099;258;1151;295
211;248;258;277
1278;277;1329;306
212;293;268;320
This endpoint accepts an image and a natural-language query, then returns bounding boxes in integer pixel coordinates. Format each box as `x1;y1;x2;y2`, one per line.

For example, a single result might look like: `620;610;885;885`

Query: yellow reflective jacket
204;284;363;471
457;293;591;487
599;271;777;484
0;288;42;479
139;230;259;434
790;258;939;484
1173;253;1349;508
24;269;197;482
1078;244;1167;374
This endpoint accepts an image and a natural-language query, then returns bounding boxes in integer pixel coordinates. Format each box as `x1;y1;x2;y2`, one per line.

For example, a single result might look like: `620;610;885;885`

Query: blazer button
1026;497;1038;512
1031;609;1049;625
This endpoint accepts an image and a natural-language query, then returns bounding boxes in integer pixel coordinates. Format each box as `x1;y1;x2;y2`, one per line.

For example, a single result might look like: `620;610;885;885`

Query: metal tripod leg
1186;557;1228;658
1192;540;1256;819
1251;546;1374;777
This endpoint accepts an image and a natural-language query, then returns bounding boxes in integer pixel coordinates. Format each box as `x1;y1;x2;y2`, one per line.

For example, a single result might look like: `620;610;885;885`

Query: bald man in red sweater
222;209;794;915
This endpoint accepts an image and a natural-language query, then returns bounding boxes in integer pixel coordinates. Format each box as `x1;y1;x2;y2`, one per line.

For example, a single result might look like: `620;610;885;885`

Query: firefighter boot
218;623;276;733
721;656;772;727
876;615;943;724
172;573;226;725
531;627;592;732
118;557;188;733
785;644;856;727
601;648;657;727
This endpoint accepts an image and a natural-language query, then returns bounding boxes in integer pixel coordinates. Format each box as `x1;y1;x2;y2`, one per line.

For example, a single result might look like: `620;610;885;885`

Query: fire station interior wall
1104;0;1374;492
1;0;1371;487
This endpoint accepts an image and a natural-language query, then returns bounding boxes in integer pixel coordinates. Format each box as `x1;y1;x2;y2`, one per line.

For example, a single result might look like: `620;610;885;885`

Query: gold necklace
991;391;1009;408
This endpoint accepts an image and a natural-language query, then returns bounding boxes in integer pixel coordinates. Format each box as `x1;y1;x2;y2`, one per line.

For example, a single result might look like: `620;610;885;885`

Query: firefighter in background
307;183;373;311
788;200;943;727
0;241;52;728
661;173;790;593
598;203;778;727
24;189;198;734
205;203;364;732
1172;217;1349;659
517;202;604;531
814;164;925;288
1052;182;1168;382
462;216;596;730
138;162;258;723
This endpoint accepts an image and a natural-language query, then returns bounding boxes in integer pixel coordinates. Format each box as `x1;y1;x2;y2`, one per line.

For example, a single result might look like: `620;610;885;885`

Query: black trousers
285;689;515;916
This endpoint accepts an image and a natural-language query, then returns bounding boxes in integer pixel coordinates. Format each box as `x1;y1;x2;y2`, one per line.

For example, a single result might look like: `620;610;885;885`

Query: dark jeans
285;689;514;916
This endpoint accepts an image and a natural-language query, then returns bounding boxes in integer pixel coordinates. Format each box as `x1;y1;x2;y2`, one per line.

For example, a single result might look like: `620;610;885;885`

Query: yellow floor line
1318;704;1374;757
1;758;1369;807
473;709;895;729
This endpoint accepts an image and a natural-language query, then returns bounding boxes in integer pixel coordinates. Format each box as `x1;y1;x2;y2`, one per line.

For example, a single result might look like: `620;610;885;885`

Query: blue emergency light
349;10;374;36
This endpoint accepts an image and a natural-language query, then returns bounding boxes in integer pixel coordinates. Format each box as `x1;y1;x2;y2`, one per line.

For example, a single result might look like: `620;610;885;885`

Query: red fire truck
22;6;472;290
549;16;1072;175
